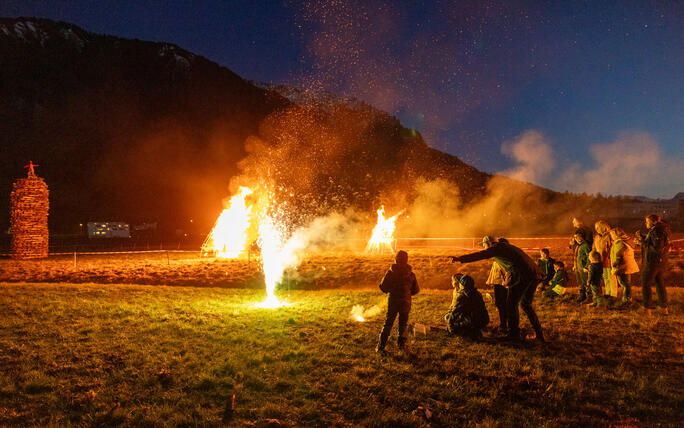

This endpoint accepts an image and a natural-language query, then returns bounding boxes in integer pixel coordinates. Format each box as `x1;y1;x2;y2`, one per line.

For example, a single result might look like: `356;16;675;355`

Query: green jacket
550;269;567;288
576;241;591;272
538;258;555;282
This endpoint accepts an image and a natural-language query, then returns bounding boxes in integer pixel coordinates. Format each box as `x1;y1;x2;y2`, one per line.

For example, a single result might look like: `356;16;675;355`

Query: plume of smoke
400;176;572;237
500;130;555;184
559;132;684;197
350;302;386;321
287;209;367;252
500;130;683;198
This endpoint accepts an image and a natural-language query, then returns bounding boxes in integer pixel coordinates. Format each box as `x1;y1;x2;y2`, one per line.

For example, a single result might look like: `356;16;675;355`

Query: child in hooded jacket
445;274;490;339
376;250;419;352
586;251;604;307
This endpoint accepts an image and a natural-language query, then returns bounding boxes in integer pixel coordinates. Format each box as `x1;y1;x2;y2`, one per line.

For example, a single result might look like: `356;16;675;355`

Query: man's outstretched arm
451;246;499;264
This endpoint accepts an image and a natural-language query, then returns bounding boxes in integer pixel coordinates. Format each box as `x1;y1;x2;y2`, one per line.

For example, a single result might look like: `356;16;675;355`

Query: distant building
87;222;130;238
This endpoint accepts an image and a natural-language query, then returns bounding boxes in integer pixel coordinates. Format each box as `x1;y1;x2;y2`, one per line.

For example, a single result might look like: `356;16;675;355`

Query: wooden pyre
10;164;49;259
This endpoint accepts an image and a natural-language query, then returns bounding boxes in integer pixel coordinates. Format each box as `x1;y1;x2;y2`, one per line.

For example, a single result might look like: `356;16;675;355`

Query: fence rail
1;236;682;258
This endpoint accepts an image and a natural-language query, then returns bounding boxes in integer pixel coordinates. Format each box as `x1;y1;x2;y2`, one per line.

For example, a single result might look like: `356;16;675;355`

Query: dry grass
1;249;683;290
1;282;683;427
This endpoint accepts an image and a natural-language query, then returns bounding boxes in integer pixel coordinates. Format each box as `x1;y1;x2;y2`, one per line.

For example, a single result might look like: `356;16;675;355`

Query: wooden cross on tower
25;161;38;176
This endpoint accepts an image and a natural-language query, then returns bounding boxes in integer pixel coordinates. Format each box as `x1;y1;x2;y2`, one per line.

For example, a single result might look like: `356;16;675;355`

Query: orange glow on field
366;206;402;254
202;187;253;258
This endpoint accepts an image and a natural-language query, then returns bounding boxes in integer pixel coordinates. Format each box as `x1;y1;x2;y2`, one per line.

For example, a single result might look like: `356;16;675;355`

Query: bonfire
201;187;253;258
366;206;402;254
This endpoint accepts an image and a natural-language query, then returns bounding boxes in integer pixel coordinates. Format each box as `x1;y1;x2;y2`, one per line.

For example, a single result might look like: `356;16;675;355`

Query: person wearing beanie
574;232;592;303
376;250;420;352
445;274;490;339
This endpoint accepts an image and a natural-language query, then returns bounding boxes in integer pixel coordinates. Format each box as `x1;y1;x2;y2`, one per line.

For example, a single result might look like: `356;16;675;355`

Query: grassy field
1;283;682;427
1;249;683;290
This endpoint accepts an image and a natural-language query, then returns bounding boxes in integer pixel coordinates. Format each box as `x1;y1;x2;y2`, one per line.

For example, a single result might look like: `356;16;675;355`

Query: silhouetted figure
636;215;670;314
376;250;420;352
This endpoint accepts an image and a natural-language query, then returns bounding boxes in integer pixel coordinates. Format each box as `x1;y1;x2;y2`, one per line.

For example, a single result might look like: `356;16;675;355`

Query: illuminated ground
1;283;682;426
1;249;683;289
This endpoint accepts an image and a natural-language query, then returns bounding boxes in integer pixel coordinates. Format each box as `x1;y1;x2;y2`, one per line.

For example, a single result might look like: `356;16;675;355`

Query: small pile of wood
10;172;49;259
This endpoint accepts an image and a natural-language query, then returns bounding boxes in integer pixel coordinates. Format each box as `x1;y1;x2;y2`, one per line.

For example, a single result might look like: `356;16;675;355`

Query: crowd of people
374;213;672;351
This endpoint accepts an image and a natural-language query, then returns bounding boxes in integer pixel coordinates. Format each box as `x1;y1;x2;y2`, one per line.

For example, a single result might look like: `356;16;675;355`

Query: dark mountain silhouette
1;17;287;233
1;17;495;234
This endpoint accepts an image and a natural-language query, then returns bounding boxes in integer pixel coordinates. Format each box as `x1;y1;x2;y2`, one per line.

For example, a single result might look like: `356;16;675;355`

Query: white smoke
501;130;684;198
500;130;556;184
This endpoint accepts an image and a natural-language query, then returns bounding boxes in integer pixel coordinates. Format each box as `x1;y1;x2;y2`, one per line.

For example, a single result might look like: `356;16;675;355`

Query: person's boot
397;336;408;351
376;333;389;353
499;328;521;342
576;292;587;303
532;326;546;343
497;314;508;334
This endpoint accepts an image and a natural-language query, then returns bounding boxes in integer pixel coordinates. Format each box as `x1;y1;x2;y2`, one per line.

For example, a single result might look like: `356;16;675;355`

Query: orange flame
365;206;402;254
202;187;254;258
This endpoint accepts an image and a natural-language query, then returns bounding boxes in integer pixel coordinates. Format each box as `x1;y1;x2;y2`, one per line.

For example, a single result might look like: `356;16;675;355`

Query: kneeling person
544;261;568;298
445;274;490;339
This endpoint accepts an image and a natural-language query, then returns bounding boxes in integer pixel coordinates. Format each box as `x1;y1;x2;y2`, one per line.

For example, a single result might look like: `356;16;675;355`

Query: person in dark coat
451;237;545;342
376;250;420;352
569;217;594;299
586;251;604;307
445;274;489;339
574;232;592;303
636;214;670;313
537;248;556;292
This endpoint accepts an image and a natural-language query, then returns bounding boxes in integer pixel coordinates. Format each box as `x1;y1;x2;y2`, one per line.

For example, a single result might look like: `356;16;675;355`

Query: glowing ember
253;215;303;308
350;304;365;321
350;303;384;322
365;206;402;254
202;187;253;258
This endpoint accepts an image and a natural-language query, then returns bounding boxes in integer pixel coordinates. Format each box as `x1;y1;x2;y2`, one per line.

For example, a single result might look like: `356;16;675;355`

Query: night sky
2;0;682;197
